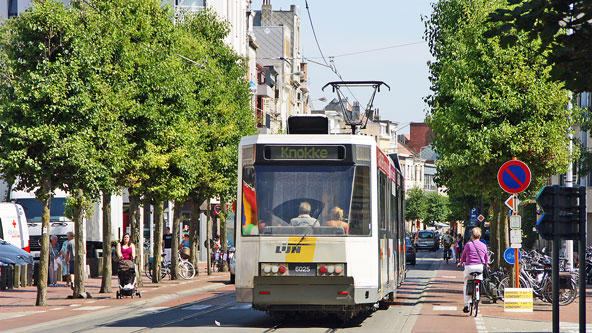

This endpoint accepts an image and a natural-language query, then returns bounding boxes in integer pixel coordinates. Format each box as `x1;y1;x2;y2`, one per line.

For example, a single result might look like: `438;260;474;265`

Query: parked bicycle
497;249;577;306
145;253;196;280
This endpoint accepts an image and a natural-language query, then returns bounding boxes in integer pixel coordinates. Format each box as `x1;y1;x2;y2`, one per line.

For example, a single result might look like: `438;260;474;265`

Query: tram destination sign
264;145;345;160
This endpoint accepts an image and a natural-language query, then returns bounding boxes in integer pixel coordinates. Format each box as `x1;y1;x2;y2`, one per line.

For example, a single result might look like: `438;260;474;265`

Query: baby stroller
116;259;141;299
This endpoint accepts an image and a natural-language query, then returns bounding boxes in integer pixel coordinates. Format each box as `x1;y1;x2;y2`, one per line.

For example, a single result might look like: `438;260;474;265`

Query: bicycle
467;272;481;317
145;253;196;280
443;246;452;264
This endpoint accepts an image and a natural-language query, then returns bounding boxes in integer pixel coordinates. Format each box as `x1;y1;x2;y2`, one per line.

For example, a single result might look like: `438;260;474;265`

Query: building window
8;0;17;18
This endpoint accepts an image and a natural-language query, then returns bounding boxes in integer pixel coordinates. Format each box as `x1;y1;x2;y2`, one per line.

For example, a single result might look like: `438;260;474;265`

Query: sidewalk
412;260;592;333
0;263;234;331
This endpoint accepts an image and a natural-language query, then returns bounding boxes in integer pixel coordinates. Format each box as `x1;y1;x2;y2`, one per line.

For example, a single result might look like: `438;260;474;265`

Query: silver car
0;238;34;265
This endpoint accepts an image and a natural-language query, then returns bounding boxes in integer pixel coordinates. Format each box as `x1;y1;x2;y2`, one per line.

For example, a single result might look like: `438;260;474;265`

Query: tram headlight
335;265;343;275
263;264;271;274
271;265;279;274
327;265;335;274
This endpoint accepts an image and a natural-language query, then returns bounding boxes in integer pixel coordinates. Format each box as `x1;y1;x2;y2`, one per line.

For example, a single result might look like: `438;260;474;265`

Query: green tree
405;188;427;231
424;192;451;226
424;0;575;269
487;0;592;93
0;0;128;302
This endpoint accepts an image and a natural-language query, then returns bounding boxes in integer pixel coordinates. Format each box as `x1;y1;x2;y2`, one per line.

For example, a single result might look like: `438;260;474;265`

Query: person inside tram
325;206;348;234
290;201;319;227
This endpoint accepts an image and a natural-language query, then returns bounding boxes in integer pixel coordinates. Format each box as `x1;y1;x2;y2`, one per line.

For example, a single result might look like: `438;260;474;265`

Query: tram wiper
295;222;317;246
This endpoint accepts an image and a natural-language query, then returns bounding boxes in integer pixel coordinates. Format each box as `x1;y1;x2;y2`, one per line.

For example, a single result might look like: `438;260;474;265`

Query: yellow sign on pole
504;288;533;312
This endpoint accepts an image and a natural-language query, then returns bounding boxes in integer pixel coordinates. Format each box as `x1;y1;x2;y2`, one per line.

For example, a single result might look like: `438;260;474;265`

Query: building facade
253;1;308;132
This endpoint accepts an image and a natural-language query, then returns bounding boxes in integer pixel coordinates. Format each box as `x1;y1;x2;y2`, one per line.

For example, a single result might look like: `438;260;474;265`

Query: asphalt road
31;250;443;333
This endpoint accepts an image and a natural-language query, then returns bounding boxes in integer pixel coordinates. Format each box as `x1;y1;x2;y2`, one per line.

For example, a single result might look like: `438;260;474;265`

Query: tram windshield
241;165;371;236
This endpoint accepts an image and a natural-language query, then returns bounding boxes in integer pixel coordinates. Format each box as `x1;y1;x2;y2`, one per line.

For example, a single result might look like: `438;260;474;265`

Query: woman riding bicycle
457;227;489;313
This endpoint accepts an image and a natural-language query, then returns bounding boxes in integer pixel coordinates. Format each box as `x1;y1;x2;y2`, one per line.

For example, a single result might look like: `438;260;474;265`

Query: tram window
390;184;397;233
349;166;371;236
241;166;259;235
378;171;387;230
242;165;371;236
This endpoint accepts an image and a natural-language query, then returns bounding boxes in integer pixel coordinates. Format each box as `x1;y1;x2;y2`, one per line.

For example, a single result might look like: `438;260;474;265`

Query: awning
433;222;449;228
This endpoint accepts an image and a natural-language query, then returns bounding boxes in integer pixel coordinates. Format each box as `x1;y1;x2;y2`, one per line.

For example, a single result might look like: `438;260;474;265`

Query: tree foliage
487;0;592;92
424;192;451;226
424;0;576;266
405;188;427;222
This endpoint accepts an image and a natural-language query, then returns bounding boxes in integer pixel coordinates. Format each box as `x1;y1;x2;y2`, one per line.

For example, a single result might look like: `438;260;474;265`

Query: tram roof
239;134;379;146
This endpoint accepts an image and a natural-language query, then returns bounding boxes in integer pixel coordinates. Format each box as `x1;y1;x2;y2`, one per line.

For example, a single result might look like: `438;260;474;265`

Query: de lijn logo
275;243;311;254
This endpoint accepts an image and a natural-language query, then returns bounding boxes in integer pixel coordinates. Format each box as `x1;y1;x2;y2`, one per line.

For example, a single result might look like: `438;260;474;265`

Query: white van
0;202;30;252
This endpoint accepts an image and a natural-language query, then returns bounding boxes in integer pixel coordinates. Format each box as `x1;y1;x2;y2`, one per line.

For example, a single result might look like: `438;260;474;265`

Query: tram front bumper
253;276;355;308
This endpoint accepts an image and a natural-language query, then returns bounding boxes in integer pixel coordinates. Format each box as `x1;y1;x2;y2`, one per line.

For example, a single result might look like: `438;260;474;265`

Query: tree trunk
100;193;112;293
129;194;142;287
219;199;228;272
152;200;164;283
35;179;52;306
73;189;86;298
206;199;211;275
170;201;182;280
189;197;200;274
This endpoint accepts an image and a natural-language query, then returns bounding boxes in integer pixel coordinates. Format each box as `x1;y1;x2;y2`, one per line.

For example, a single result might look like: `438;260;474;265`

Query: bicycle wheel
473;300;479;317
542;278;577;306
179;261;196;280
498;276;529;301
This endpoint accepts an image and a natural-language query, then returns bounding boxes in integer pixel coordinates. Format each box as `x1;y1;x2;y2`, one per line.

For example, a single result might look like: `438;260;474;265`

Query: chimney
262;0;272;26
352;101;361;120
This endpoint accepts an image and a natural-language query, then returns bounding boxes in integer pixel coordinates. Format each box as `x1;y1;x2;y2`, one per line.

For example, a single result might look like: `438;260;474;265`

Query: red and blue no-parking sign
498;160;531;194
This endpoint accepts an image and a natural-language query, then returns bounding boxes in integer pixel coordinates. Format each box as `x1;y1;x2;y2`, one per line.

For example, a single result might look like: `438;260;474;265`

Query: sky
253;0;435;133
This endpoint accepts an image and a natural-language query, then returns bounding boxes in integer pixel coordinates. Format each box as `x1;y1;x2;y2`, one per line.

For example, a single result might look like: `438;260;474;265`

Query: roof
397;142;414;156
419;145;439;161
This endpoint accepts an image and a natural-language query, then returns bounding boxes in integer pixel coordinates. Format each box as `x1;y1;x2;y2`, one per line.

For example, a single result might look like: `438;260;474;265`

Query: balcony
257;84;274;98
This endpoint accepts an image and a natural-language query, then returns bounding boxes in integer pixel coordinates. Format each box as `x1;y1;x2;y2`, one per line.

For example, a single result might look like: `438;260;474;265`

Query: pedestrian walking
163;227;172;263
65;232;75;289
48;235;60;287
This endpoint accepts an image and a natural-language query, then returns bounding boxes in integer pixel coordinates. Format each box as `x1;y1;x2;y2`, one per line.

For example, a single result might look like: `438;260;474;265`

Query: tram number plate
289;263;317;276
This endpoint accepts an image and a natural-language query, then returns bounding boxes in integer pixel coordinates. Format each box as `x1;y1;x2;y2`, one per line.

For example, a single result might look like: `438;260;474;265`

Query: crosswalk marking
227;304;252;310
432;306;457;311
182;304;212;311
50;308;63;311
442;275;456;279
69;304;81;307
72;306;108;311
138;307;167;313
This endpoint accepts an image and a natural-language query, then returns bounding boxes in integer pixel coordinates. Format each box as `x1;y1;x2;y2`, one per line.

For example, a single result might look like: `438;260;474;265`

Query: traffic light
535;185;582;240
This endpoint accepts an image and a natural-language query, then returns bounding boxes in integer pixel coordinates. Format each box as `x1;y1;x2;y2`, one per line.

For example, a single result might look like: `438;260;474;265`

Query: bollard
7;265;14;289
20;264;27;287
0;265;6;290
13;264;20;289
27;264;33;286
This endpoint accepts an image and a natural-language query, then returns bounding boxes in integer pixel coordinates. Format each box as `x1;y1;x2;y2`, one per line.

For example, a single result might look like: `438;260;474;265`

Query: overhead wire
303;0;360;107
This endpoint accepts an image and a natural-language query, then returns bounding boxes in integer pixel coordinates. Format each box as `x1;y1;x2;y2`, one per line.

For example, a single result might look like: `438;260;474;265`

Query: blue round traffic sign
498;160;531;194
503;248;522;265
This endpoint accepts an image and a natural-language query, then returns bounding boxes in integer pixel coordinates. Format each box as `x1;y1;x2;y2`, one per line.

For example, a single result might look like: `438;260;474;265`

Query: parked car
405;237;416;265
0;238;33;265
416;230;438;251
228;247;236;284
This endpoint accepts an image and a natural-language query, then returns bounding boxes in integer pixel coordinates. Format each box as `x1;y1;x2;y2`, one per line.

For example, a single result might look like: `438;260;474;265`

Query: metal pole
552;185;560;333
566;92;574;269
578;186;586;333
